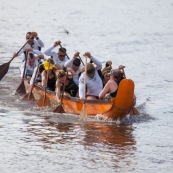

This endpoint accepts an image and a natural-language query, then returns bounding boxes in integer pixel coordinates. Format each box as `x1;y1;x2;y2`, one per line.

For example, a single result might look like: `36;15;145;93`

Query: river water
0;0;173;172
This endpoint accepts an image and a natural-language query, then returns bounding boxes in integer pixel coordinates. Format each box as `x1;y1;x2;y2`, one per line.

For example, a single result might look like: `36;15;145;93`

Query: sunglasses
26;37;34;40
59;54;65;57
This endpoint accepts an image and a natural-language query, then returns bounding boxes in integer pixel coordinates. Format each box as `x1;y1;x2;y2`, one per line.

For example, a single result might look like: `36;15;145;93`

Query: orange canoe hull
25;79;135;120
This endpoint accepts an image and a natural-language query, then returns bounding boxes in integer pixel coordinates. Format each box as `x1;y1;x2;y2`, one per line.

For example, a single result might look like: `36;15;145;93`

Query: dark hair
87;63;95;75
47;58;54;64
28;52;34;59
59;47;66;53
73;58;81;66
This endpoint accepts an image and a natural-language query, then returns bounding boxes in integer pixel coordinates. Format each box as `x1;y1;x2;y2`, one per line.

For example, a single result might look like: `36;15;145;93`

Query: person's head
72;58;81;71
86;63;95;78
110;69;124;81
26;32;34;44
27;52;35;66
103;71;110;82
43;59;54;71
58;47;66;61
56;70;66;82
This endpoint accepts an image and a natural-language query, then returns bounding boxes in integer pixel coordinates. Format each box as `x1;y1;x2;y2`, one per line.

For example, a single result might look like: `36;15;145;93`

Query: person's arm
32;32;44;47
36;38;44;47
64;58;73;68
30;66;38;85
55;80;62;105
79;73;85;99
44;46;56;56
20;62;25;78
99;82;110;99
90;56;102;70
83;52;102;70
44;41;61;56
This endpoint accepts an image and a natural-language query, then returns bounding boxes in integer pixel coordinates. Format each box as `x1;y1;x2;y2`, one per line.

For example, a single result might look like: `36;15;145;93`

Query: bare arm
99;82;110;99
55;80;63;105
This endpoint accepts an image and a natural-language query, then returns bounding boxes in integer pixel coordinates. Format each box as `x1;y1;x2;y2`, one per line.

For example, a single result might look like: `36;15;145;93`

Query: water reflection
23;113;136;150
82;123;136;148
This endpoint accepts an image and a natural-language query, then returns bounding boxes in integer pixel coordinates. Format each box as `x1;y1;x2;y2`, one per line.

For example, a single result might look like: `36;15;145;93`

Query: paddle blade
80;104;88;120
15;81;26;95
37;95;51;107
130;107;140;116
22;92;35;101
0;62;10;81
53;105;65;113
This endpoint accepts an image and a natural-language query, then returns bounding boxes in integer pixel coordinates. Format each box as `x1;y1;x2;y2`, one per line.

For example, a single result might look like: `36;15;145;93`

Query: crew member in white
79;52;103;100
64;52;83;85
44;40;69;68
20;51;44;80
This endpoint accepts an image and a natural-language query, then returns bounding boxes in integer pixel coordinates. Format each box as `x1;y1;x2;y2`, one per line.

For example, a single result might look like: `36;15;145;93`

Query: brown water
0;0;173;172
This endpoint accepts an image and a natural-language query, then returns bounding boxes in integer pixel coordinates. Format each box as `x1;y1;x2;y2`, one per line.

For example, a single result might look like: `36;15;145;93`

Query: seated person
55;70;79;105
14;32;44;61
101;61;112;74
20;52;44;80
102;70;110;87
99;69;120;100
79;52;102;100
64;52;83;85
41;59;57;91
44;40;69;68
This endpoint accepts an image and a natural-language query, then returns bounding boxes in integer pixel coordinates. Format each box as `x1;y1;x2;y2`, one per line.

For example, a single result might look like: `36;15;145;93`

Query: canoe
24;78;135;120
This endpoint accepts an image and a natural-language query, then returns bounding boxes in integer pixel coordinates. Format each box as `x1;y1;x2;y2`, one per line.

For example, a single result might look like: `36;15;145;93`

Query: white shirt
44;46;69;67
64;58;83;85
78;56;103;99
18;38;44;56
20;62;37;78
79;70;103;99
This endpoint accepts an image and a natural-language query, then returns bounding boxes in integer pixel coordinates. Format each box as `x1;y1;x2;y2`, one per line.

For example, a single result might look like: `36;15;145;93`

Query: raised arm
32;32;44;47
84;52;102;70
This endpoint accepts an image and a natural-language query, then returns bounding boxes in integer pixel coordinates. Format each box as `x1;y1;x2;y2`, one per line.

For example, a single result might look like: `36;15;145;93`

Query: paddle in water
53;72;68;113
15;52;29;96
0;35;34;81
22;59;41;101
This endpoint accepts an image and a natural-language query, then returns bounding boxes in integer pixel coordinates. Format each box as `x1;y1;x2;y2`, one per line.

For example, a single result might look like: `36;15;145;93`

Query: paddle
37;62;51;107
59;43;70;59
15;52;29;96
80;56;88;120
53;72;68;113
22;59;40;100
0;36;32;81
121;68;139;116
78;55;85;66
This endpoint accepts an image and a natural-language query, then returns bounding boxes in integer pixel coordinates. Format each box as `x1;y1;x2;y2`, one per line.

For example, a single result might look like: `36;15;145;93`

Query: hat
43;60;53;70
73;58;81;67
